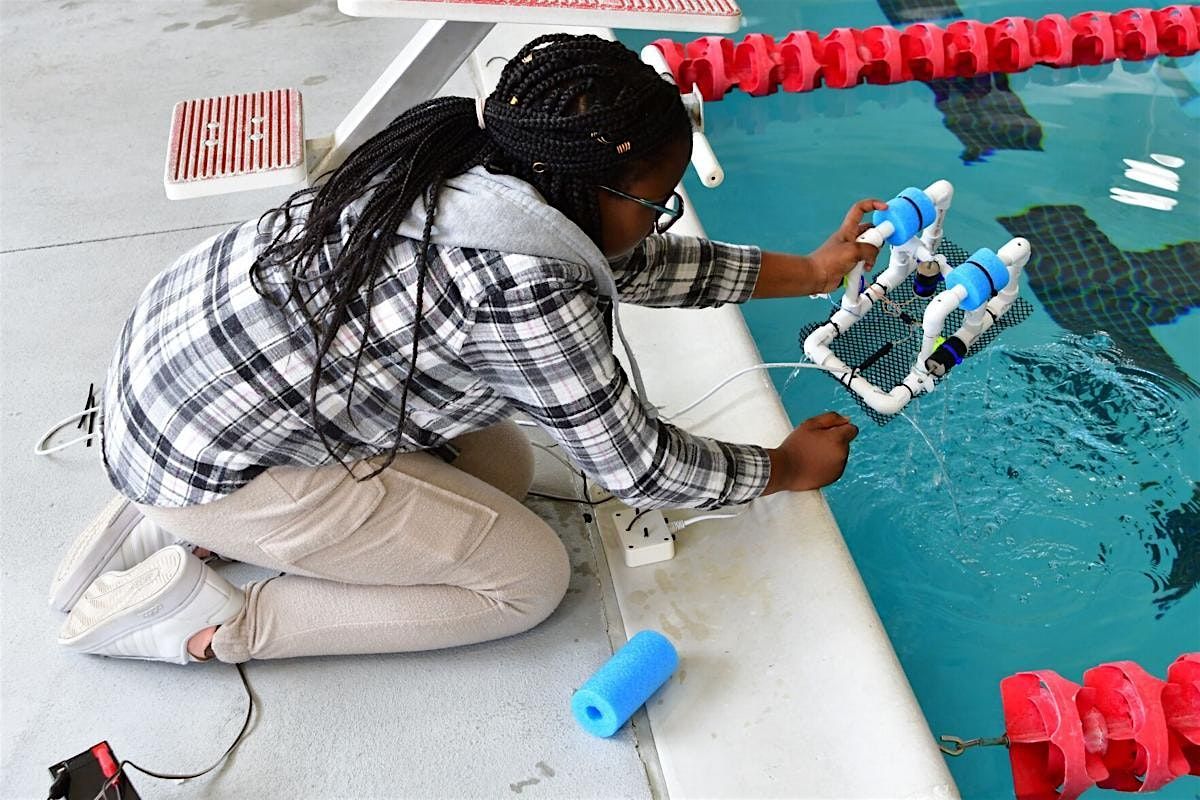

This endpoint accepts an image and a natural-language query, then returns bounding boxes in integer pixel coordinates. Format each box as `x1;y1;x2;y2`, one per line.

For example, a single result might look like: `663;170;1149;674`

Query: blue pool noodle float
872;186;937;245
571;630;678;737
946;247;1010;310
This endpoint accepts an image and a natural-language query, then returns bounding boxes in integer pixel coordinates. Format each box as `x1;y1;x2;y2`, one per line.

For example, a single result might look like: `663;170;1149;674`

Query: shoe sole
48;495;144;613
57;545;202;656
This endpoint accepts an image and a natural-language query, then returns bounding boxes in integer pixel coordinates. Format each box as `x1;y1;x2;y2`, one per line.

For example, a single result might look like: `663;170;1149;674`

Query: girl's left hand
806;198;888;294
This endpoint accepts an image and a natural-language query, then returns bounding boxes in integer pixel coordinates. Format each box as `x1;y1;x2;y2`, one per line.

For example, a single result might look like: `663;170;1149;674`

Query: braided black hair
250;33;691;477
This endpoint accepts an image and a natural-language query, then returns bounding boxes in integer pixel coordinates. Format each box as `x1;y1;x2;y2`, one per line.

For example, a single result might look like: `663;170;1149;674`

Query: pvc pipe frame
802;179;1032;416
641;45;725;187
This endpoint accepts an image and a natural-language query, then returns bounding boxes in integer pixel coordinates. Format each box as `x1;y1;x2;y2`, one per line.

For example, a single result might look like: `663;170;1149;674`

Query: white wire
90;770;123;800
90;771;121;800
827;294;863;318
35;409;100;456
667;507;746;532
667;361;848;420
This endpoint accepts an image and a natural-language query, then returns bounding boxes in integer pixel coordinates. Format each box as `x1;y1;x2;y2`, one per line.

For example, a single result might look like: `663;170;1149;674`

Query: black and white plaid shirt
102;212;770;509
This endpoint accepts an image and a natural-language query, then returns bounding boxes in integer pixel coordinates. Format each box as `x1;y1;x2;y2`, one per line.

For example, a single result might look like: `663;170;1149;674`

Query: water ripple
828;333;1197;625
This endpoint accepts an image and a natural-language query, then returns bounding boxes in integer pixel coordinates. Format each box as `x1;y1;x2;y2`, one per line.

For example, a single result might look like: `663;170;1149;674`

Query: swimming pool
623;3;1198;797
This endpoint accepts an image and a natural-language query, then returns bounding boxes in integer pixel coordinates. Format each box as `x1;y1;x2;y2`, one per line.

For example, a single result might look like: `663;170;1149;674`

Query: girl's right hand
804;199;887;294
763;412;859;494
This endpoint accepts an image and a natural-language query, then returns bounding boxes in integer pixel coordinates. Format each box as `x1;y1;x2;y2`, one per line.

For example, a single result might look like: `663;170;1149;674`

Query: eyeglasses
598;185;685;234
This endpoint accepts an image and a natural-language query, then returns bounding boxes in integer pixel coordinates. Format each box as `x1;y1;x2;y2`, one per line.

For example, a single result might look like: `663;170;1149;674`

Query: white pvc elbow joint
997;237;1031;270
923;179;954;209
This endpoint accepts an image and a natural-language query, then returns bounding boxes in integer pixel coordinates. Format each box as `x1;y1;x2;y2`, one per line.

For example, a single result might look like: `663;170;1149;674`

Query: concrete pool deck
2;4;954;797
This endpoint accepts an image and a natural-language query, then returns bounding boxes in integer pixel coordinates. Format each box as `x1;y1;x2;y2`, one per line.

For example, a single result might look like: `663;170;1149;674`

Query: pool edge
473;23;959;799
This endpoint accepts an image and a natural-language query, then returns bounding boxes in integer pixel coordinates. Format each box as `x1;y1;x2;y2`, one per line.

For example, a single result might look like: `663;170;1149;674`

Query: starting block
162;0;743;200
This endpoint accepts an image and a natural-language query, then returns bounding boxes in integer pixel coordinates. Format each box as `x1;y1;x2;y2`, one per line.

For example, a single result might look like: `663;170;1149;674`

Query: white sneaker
58;545;244;665
49;495;188;613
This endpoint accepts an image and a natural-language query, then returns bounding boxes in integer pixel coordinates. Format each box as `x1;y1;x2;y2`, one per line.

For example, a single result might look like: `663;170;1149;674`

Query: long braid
250;33;690;474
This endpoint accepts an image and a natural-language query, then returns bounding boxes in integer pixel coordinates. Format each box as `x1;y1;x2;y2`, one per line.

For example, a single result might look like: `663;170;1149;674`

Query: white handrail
640;45;724;188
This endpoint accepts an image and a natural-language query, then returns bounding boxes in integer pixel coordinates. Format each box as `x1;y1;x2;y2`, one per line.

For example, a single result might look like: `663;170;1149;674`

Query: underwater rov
801;181;1033;420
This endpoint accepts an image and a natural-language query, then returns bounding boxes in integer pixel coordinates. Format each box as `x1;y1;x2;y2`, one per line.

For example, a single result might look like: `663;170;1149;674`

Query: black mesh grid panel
797;239;1033;425
998;204;1200;396
876;0;963;25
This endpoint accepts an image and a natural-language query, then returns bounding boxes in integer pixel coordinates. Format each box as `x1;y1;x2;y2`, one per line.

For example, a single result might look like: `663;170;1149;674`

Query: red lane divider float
650;5;1200;100
999;653;1200;800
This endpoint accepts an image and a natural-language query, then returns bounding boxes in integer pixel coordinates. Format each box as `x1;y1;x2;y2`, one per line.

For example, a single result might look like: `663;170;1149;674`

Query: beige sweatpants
136;421;570;663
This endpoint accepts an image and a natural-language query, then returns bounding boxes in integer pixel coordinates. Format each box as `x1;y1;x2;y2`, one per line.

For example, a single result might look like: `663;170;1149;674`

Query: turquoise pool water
623;3;1198;797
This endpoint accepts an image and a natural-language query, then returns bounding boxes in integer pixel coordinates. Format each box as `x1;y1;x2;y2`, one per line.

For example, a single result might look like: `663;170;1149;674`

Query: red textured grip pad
167;88;303;184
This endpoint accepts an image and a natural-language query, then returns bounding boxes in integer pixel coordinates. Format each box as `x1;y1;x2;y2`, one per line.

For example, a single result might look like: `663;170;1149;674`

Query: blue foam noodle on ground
571;630;679;737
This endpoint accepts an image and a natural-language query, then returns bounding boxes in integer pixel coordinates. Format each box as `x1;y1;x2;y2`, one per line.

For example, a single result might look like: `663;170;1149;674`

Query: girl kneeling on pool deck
51;34;877;665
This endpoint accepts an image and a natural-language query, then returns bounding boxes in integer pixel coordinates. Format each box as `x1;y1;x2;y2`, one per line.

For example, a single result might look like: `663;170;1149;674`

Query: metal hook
938;734;1009;756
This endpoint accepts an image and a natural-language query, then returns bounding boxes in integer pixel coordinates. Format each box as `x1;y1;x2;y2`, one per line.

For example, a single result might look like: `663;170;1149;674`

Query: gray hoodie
398;165;656;415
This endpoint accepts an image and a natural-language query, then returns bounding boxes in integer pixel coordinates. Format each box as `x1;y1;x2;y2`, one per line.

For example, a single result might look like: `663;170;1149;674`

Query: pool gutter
472;25;959;799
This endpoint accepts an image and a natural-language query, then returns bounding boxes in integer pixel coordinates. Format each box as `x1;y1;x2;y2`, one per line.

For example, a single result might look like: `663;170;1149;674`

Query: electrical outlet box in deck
612;508;675;567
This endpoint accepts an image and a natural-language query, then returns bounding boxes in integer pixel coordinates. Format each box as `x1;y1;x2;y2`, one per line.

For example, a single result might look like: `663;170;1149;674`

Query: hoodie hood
399;166;609;272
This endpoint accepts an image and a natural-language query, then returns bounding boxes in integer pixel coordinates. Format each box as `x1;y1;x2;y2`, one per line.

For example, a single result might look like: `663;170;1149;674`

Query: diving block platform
163;0;741;199
338;0;743;33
